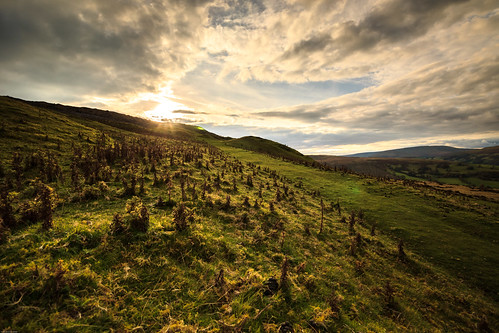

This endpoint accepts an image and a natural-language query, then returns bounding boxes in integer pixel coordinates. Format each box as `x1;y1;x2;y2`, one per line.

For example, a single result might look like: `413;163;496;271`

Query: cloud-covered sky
1;0;498;154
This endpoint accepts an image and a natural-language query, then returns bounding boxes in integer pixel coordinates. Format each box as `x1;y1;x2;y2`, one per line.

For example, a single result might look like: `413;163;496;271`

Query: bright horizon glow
144;99;189;122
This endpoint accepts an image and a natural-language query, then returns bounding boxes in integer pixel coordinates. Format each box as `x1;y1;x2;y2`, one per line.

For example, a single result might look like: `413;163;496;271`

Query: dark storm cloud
0;0;210;99
282;0;470;62
281;33;333;60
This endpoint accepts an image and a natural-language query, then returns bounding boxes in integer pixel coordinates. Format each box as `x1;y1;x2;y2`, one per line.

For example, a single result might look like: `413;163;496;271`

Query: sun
144;99;189;122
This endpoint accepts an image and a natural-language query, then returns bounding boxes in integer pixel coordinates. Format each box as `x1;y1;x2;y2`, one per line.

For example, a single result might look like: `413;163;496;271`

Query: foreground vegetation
0;97;497;331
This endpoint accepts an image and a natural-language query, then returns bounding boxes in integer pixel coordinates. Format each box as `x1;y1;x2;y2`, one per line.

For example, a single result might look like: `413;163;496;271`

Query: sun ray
144;98;190;122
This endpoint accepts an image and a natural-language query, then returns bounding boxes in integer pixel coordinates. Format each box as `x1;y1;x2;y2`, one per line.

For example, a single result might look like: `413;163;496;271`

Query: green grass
225;136;314;165
214;144;499;301
0;97;498;331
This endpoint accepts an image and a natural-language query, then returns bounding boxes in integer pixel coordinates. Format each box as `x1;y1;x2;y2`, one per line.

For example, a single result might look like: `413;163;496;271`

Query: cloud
0;0;497;154
171;110;206;115
280;33;333;60
0;0;211;103
208;0;266;28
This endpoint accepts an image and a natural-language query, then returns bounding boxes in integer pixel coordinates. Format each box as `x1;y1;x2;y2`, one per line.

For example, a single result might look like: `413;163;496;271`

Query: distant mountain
311;144;499;188
347;146;465;158
345;145;498;165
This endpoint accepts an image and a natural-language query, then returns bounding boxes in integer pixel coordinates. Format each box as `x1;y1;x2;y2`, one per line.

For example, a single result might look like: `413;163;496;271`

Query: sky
1;0;498;155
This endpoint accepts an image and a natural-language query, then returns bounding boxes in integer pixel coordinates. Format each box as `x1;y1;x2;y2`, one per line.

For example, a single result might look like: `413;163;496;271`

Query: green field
1;97;498;331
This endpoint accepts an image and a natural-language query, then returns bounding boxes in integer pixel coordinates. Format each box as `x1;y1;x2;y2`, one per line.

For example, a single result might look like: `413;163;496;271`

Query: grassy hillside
0;97;498;331
7;96;221;142
226;136;315;166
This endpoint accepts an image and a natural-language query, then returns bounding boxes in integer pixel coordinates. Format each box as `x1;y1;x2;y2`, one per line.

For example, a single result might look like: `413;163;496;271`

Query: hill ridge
347;145;467;158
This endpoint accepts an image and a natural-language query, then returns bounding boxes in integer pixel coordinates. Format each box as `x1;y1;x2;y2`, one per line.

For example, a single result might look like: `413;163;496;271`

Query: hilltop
0;96;498;331
225;136;315;165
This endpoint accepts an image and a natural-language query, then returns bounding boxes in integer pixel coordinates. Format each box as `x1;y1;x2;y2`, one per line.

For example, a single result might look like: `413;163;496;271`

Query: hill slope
0;97;498;331
6;96;221;142
225;135;314;165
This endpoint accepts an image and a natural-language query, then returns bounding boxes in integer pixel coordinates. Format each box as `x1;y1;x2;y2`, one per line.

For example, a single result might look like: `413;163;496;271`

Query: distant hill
445;145;499;165
346;145;499;166
347;146;465;158
226;135;315;165
311;154;499;189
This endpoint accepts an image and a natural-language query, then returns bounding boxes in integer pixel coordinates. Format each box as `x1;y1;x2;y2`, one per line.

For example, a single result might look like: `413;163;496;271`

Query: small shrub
156;196;165;207
398;239;406;258
0;191;16;228
349;211;356;233
246;175;253;187
280;257;289;290
355;232;362;248
384;281;396;309
125;196;149;232
253;199;260;209
222;195;231;211
44;260;67;299
110;213;126;235
0;217;9;244
37;181;56;230
80;185;100;201
215;268;226;289
173;202;190;231
304;224;311;236
328;291;343;316
240;212;250;225
19;202;39;224
349;238;356;256
98;181;109;194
